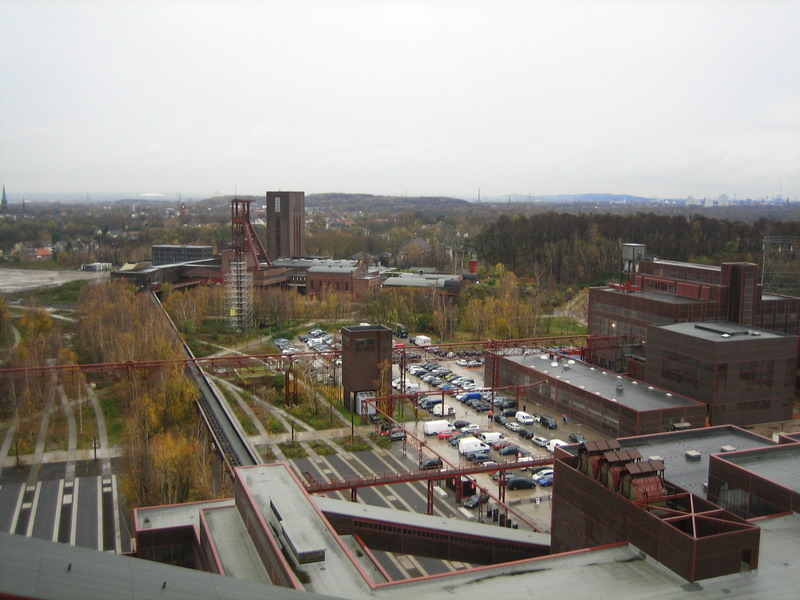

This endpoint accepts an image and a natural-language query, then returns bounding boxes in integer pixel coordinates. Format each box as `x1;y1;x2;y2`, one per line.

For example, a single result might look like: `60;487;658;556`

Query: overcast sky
1;0;798;201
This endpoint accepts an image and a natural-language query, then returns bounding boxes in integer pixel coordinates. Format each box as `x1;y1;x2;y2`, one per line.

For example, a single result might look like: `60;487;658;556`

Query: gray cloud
1;0;798;200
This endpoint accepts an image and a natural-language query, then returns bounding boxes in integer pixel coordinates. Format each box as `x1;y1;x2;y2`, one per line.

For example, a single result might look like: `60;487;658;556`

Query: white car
546;439;568;453
532;468;554;482
532;436;549;448
460;423;481;433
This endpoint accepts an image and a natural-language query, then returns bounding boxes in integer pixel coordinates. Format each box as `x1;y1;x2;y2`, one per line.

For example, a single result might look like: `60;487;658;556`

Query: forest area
471;212;800;287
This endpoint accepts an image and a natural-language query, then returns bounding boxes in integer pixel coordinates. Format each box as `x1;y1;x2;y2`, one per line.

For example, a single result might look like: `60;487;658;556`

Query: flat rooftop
718;443;800;495
5;512;800;599
508;353;700;412
314;496;551;547
203;506;271;584
656;321;794;342
616;426;775;497
594;287;713;304
136;498;234;534
236;464;368;599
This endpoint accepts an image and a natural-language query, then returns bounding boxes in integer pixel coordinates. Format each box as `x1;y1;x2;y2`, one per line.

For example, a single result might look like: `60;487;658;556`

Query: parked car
539;415;558;429
529;465;554;475
537;474;554;486
460;423;481;434
492;440;514;450
450;433;470;446
453;419;470;430
532;436;549;448
532;468;554;482
506;476;536;490
463;493;490;509
493;415;508;426
466;452;492;463
420;457;443;470
505;422;522;433
501;408;517;417
389;429;406;441
499;445;522;456
438;429;456;440
518;428;535;439
569;433;587;444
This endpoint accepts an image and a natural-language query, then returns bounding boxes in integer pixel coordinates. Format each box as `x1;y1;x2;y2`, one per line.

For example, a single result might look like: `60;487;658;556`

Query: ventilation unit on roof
685;450;701;461
720;445;736;452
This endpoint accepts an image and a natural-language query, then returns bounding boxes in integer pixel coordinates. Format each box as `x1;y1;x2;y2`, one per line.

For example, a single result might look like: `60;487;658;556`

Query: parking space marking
7;485;25;534
24;481;42;536
70;478;79;546
97;475;103;551
111;475;121;554
52;479;64;542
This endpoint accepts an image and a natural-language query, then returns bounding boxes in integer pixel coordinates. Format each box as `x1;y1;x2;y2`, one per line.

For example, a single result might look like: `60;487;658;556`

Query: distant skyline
1;1;798;201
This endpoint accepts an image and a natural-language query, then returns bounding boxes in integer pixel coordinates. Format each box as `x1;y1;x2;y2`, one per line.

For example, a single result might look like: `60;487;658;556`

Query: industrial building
152;244;213;266
588;247;800;373
485;351;707;437
550;426;781;582
6;421;800;600
644;322;797;426
340;324;393;413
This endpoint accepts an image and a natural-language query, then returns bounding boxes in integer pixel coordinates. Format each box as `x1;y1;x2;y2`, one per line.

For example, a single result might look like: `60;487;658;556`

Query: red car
438;429;456;440
492;440;514;450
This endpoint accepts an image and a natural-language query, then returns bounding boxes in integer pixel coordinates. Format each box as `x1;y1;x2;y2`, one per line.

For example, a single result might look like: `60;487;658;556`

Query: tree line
471;212;800;286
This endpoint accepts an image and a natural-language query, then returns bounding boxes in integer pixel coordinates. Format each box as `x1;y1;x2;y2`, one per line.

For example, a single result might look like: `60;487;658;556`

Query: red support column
351;488;357;502
427;479;435;515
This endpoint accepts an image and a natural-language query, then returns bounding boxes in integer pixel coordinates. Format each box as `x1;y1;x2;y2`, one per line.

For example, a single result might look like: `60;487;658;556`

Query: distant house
20;247;53;262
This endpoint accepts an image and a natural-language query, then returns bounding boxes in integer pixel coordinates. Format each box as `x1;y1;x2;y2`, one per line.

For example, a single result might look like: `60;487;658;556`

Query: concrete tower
266;191;305;260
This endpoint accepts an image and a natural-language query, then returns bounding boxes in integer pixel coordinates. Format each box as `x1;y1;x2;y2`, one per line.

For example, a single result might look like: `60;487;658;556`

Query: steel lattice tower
762;236;800;296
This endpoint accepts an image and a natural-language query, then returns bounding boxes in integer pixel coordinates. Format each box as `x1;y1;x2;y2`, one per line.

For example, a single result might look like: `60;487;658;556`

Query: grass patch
370;433;391;449
32;279;89;305
285;402;340;430
309;440;337;455
99;394;125;444
220;389;259;436
336;436;372;452
256;445;277;462
46;403;68;452
278;442;308;459
265;415;286;434
537;315;588;336
76;399;99;450
14;416;41;455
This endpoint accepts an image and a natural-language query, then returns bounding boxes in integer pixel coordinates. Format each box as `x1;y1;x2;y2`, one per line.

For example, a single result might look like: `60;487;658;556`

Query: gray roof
719;443;800;495
616;426;776;497
508;353;700;412
4;513;800;600
655;321;794;342
314;496;551;547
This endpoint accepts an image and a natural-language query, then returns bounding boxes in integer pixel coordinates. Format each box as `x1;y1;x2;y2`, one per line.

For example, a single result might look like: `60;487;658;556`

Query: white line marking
25;481;42;537
52;480;64;542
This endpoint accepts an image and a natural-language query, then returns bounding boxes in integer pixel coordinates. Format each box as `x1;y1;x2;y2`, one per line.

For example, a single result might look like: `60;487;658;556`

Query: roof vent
616;381;624;392
685;450;701;461
720;445;736;452
648;455;664;462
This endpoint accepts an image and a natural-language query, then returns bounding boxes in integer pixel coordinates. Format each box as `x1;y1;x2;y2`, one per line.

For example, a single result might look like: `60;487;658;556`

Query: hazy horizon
2;1;798;201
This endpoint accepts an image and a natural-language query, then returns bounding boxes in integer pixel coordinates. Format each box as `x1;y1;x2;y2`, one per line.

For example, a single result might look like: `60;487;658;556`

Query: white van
458;438;491;456
423;420;454;436
432;404;455;417
515;411;535;425
547;439;567;453
478;431;504;445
